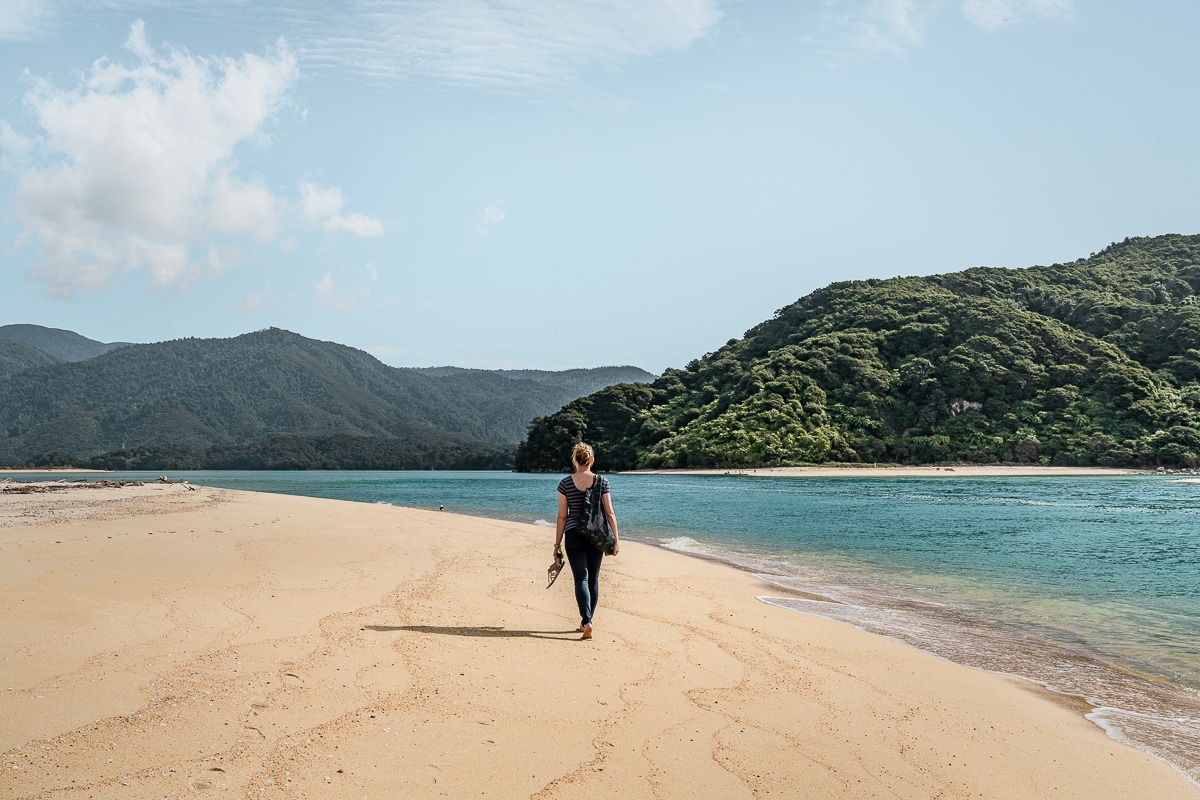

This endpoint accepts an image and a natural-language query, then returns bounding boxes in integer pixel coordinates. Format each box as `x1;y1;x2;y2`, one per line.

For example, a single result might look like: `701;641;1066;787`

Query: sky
0;1;1197;373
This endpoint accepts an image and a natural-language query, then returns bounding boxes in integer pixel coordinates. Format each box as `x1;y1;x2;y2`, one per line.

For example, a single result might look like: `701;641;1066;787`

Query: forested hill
0;324;130;362
411;366;655;400
0;328;653;467
0;340;61;382
516;234;1200;471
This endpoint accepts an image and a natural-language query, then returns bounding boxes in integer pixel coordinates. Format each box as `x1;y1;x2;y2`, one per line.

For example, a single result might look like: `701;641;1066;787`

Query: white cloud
314;270;373;311
300;182;385;237
0;0;53;41
857;0;922;53
0;123;34;170
206;245;233;276
961;0;1073;31
5;22;296;296
315;271;335;297
300;183;343;222
3;21;383;298
476;204;506;236
824;0;1073;55
207;174;282;241
962;0;1018;30
231;283;274;312
312;0;722;87
329;212;385;237
6;1;720;87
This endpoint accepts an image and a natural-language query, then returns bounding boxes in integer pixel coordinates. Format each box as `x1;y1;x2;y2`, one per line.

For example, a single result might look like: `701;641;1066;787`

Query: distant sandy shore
0;467;111;473
628;464;1150;477
1;481;1194;799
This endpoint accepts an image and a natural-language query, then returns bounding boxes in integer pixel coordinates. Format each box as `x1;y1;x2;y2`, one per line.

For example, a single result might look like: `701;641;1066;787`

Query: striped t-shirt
558;474;610;533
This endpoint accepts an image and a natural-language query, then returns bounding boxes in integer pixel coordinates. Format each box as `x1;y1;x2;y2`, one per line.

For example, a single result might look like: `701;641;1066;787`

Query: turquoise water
11;470;1200;780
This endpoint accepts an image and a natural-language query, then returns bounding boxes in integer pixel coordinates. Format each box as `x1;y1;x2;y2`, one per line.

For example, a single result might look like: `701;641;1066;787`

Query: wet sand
1;481;1195;799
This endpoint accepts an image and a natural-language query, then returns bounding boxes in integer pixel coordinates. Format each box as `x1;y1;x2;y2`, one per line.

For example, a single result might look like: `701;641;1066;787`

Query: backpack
581;475;616;554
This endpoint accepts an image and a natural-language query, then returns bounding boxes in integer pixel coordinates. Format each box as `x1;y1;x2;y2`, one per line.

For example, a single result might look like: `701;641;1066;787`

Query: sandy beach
1;481;1195;799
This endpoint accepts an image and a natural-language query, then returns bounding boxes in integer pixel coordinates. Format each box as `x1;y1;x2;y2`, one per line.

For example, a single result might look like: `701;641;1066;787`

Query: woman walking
555;443;619;639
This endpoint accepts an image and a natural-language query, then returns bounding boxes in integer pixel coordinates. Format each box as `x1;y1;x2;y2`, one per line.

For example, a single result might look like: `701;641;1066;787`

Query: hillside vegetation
516;234;1200;471
70;433;512;472
411;366;658;401
0;340;61;382
0;327;653;467
0;324;129;362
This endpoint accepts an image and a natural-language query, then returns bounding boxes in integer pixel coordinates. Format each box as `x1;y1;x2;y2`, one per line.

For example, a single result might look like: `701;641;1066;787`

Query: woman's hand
611;537;620;556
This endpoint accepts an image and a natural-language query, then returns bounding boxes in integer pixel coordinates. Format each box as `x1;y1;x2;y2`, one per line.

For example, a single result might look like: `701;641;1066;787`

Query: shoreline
625;464;1153;477
2;465;1188;480
2;481;1196;798
0;467;112;474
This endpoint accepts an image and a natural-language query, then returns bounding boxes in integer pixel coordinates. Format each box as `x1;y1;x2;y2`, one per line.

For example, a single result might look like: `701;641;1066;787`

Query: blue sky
1;1;1196;372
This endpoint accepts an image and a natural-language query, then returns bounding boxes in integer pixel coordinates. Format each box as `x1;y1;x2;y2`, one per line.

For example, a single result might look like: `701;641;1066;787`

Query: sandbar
1;481;1194;798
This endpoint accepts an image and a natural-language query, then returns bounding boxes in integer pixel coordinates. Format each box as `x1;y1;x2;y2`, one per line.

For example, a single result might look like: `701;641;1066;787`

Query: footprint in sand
188;768;223;790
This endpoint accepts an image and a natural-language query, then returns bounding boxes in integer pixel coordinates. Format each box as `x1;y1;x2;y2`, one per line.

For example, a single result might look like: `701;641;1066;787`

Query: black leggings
564;530;604;625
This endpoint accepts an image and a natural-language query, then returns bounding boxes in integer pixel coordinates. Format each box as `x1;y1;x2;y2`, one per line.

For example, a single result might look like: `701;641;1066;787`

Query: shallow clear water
12;470;1200;781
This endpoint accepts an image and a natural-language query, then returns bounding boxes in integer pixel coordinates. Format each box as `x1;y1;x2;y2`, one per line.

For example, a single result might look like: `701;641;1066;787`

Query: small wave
1086;708;1134;744
756;575;853;605
757;591;844;606
654;537;812;581
532;519;553;527
658;536;711;555
1087;706;1200;782
657;535;770;566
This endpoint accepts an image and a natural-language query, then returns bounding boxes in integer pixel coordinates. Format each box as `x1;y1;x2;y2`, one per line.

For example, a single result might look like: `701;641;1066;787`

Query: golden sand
1;481;1194;799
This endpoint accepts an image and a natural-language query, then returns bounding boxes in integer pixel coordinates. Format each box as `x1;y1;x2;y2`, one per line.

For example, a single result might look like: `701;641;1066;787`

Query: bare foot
581;623;593;640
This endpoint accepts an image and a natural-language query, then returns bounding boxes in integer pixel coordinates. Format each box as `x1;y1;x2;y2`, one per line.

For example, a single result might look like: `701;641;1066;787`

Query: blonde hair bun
572;442;595;468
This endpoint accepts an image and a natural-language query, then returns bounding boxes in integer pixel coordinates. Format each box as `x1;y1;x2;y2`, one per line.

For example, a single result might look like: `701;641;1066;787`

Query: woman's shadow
365;625;578;640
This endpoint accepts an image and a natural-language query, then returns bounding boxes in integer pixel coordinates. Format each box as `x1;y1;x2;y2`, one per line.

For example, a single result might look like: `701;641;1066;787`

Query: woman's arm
602;492;620;556
555;491;567;555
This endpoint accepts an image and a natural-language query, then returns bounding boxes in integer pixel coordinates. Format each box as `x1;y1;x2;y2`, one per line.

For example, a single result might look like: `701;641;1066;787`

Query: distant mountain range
517;233;1200;471
0;326;654;469
0;324;131;364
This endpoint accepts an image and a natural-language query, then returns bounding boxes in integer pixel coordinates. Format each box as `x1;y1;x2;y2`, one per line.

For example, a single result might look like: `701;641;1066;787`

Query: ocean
9;469;1199;782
